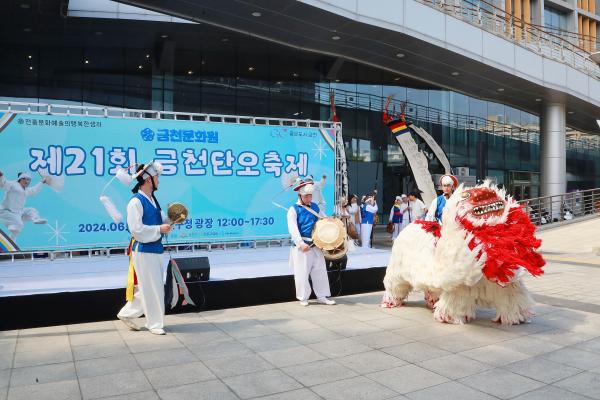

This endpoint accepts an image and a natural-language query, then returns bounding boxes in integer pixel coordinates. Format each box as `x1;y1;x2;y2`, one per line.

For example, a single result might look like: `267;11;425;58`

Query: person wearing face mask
426;174;458;223
117;161;173;335
287;178;336;306
0;170;48;240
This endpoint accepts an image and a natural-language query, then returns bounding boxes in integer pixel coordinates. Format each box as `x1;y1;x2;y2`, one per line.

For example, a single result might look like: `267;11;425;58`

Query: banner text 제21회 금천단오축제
0;112;336;252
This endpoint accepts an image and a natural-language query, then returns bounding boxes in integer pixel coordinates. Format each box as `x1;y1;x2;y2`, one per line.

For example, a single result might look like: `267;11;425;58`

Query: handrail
414;0;600;78
517;188;600;226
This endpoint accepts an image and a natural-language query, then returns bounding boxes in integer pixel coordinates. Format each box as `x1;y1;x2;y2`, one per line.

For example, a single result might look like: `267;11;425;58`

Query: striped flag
387;119;410;136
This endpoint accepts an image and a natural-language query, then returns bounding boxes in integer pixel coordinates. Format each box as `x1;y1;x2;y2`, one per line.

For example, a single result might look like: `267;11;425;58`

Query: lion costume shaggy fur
381;181;545;325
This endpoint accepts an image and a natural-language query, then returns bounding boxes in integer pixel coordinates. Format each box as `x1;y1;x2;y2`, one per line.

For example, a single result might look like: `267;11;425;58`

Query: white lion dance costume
382;182;545;325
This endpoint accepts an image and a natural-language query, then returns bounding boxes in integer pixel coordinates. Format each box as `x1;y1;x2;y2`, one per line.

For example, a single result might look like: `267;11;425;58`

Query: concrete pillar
540;102;566;219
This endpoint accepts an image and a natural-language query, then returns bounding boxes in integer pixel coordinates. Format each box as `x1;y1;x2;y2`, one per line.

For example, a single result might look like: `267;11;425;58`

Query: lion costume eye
461;192;471;200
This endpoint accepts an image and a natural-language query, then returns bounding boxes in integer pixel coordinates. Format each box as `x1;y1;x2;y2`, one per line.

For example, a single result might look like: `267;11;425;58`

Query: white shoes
33;218;47;225
299;300;309;306
118;316;139;331
149;328;166;335
317;298;336;305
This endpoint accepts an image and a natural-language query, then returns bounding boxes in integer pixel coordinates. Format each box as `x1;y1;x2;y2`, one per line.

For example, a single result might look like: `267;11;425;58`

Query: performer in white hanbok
399;194;410;230
388;196;403;241
346;194;360;237
426;174;458;223
360;194;378;248
287;178;335;306
0;171;48;240
117;161;172;335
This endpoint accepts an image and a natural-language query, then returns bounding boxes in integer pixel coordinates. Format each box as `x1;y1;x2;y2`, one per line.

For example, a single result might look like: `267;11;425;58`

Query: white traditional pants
391;222;402;240
118;251;166;330
360;223;373;248
290;246;331;301
0;207;42;239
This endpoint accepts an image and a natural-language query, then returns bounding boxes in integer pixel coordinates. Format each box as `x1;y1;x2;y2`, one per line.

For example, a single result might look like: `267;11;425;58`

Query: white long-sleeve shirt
0;176;44;213
405;199;427;222
126;191;168;243
347;203;359;224
287;201;324;247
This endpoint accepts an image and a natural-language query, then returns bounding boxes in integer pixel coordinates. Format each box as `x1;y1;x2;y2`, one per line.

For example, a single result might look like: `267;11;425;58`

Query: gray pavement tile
75;354;139;378
366;364;449;394
421;332;498;353
460;344;531;366
308;338;372;359
459;368;546;399
239;334;300;353
418;354;493;380
0;340;16;355
495;335;564;356
381;342;452;363
284;328;344;345
12;349;72;368
553;371;600;399
282;359;358;386
203;353;275;378
259;345;326;368
505;357;582;383
171;328;230;346
144;361;216;389
511;385;593;400
0;370;9;389
368;317;422;330
352;331;414;349
68;331;123;347
188;338;253;360
575;337;600;354
392;324;456;340
157;379;238;400
123;335;185;353
66;321;116;334
326;321;383;337
95;390;159;400
222;369;302;399
7;379;80;400
17;326;66;337
0;355;12;371
262;318;321;334
535;329;596;346
71;341;129;361
336;350;407;374
79;370;152;399
10;362;76;387
217;319;278;339
15;336;70;353
311;375;398;400
405;381;497;400
133;347;198;369
254;388;322;400
542;346;600;370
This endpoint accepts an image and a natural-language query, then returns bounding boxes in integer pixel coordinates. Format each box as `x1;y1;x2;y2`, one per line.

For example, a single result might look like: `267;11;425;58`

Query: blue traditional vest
293;202;320;244
361;205;375;224
435;195;447;223
130;193;164;254
392;205;402;223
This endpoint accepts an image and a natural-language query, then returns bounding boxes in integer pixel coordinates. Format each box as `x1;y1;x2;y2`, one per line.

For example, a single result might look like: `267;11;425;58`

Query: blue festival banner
0;112;336;252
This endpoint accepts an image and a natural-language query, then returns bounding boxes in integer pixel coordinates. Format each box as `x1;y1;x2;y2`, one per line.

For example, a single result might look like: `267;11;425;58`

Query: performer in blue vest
287;178;335;306
117;161;172;335
426;174;458;223
360;194;378;248
388;196;403;241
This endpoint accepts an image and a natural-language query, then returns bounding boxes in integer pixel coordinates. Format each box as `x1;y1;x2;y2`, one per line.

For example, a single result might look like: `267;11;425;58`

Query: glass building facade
2;6;600;216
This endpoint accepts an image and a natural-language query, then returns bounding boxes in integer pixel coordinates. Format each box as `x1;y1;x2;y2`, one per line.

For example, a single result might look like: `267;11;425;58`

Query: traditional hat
401;194;407;198
395;196;401;201
17;172;31;181
439;174;458;188
116;160;164;187
293;178;314;195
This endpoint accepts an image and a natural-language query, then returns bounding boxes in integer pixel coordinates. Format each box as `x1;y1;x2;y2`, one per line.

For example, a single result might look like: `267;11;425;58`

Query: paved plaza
1;218;600;400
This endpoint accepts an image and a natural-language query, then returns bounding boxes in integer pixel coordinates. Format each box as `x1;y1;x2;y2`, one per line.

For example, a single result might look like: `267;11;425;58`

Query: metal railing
415;0;600;78
517;188;600;226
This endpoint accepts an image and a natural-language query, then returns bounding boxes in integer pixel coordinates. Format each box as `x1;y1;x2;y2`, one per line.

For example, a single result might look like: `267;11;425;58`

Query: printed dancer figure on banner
0;171;48;240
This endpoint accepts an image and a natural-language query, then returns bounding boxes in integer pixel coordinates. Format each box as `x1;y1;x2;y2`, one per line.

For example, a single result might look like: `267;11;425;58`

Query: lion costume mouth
461;188;506;218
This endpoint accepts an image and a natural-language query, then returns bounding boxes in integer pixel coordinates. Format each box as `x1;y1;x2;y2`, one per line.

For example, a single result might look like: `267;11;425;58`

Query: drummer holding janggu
287;178;336;306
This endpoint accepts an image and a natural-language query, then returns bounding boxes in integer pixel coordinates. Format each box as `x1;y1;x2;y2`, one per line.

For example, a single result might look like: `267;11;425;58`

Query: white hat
401;194;407;198
116;161;163;187
293;178;315;195
439;174;458;188
17;172;32;180
395;196;401;201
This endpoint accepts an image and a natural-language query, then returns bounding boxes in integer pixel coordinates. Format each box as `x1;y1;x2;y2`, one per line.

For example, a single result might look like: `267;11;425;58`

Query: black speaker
326;255;347;271
171;257;210;282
